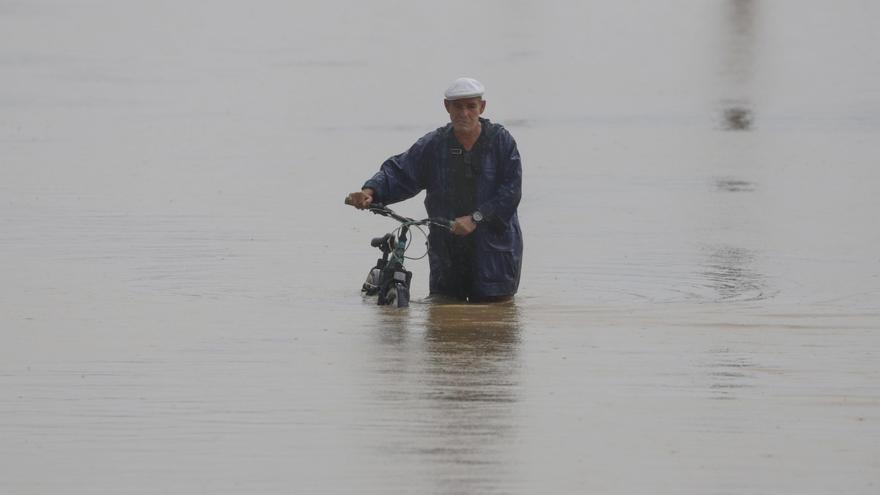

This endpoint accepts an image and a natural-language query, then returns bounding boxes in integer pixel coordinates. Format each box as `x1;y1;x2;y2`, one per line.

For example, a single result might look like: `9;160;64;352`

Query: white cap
444;77;485;100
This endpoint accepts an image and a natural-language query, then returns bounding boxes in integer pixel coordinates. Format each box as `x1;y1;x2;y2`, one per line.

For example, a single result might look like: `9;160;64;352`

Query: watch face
472;211;483;223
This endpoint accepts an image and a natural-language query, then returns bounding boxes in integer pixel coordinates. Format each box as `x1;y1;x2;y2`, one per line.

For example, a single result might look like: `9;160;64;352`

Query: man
347;77;523;302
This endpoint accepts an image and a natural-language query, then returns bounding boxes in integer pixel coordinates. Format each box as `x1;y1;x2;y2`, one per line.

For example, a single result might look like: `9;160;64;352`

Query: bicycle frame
354;203;452;307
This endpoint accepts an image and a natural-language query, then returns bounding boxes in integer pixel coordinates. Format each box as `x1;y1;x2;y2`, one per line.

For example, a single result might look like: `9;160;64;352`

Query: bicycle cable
404;224;430;261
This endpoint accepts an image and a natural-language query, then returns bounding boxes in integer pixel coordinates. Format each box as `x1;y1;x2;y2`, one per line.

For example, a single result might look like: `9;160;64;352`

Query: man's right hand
346;188;374;209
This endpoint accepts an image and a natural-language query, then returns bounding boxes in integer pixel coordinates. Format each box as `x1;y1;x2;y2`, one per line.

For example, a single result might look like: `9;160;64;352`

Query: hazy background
2;1;879;493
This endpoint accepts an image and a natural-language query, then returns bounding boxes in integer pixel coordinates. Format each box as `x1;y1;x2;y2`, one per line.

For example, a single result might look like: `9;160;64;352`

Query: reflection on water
703;347;757;401
722;104;754;130
365;302;522;491
721;0;757;84
719;0;757;130
715;177;756;192
701;245;769;302
423;302;521;404
416;303;520;481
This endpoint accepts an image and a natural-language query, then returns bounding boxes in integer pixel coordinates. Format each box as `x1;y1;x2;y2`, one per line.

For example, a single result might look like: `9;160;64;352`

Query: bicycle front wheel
394;282;410;308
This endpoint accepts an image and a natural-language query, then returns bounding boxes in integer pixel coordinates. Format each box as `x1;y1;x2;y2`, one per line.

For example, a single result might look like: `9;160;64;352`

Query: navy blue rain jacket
363;118;523;297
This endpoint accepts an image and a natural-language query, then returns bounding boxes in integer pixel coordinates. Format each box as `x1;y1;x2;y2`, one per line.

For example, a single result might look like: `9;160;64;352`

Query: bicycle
345;198;453;307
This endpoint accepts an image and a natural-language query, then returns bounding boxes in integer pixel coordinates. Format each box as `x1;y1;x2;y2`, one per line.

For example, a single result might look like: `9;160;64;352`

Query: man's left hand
451;215;477;236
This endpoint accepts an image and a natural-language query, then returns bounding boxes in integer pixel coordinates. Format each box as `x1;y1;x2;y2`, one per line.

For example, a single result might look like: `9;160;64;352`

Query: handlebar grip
429;218;455;230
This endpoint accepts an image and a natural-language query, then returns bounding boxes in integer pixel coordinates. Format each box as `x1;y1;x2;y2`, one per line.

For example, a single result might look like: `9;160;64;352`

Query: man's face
444;97;486;133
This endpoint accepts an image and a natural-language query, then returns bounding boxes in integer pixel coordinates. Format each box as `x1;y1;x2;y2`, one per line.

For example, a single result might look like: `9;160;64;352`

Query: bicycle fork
363;226;413;307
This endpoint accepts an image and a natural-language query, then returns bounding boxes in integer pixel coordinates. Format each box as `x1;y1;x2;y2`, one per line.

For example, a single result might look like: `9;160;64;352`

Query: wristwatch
471;211;484;224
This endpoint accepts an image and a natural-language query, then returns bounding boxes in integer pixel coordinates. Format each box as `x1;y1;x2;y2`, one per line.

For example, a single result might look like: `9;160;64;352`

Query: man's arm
360;134;432;206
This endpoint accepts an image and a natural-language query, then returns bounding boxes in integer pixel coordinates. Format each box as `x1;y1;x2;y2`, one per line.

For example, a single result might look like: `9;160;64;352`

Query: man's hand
451;215;477;236
346;188;375;209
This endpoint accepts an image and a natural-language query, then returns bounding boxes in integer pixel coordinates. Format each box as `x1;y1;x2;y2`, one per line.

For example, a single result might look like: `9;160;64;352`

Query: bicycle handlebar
345;195;453;230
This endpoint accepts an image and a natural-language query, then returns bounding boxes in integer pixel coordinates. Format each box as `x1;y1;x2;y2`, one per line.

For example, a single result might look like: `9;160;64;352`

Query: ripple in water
715;177;756;192
700;244;770;302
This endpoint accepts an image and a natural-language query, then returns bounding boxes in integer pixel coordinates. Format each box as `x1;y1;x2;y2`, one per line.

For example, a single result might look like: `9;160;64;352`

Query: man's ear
443;99;451;112
479;100;487;114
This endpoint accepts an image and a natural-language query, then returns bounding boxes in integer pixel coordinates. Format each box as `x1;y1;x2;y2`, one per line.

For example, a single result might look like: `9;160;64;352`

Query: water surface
2;1;879;493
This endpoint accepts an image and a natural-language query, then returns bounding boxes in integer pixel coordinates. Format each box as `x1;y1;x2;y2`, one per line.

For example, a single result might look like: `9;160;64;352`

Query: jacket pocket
481;223;514;252
475;249;517;291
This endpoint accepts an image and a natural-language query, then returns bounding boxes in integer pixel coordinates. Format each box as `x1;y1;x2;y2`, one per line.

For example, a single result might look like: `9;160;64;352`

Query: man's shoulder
429;123;454;140
413;124;453;146
480;119;516;146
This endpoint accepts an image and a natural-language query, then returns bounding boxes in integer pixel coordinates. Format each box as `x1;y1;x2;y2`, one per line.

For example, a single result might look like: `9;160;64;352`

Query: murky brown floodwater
2;1;879;493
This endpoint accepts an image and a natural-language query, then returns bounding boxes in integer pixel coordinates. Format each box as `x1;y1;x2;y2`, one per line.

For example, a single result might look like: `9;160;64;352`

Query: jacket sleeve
362;134;431;205
478;129;522;223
